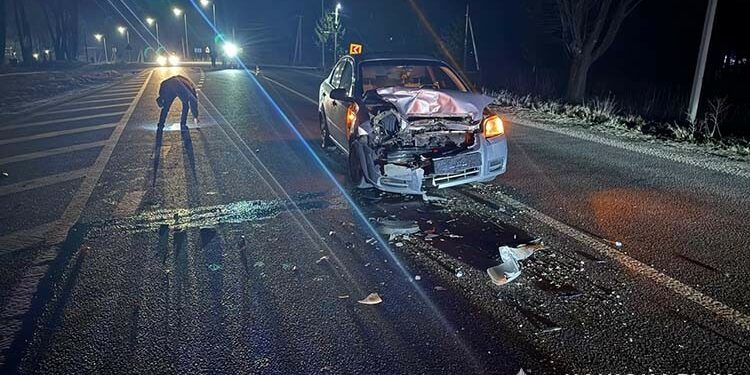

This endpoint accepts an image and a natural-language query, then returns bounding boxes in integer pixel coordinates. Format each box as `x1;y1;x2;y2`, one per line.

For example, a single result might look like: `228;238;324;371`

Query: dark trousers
157;97;196;127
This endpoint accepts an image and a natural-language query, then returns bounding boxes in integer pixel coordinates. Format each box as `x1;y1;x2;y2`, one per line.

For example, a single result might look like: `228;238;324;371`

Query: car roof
354;53;447;64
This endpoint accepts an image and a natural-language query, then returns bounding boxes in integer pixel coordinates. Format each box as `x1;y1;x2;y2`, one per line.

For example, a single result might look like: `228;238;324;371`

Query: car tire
348;141;365;187
319;111;332;149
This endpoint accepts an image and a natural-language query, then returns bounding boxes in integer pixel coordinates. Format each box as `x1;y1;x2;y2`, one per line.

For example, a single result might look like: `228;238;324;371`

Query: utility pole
688;0;718;124
468;14;479;72
333;3;341;64
321;0;325;69
293;15;303;65
463;3;469;69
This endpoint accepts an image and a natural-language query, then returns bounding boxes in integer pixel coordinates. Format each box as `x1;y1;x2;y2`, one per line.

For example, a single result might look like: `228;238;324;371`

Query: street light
117;26;131;62
173;7;189;59
334;3;342;63
94;33;108;63
146;17;160;45
200;0;217;28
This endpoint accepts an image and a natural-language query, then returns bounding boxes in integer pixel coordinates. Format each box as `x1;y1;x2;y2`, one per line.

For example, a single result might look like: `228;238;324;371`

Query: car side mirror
330;88;355;102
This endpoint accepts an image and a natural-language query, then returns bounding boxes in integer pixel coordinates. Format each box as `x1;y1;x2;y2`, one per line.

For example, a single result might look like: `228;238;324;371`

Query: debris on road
338;295;350;299
1;172;8;178
208;263;222;271
316;256;329;264
375;218;420;237
414;275;421;281
434;286;447;291
358;293;383;305
366;238;377;246
253;261;265;268
487;240;544;286
281;263;297;271
328;230;336;236
455;269;465;278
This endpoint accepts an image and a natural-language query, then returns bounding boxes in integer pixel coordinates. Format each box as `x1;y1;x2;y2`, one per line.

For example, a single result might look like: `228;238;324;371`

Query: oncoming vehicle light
483;115;504;138
168;54;181;66
156;55;168;66
223;42;239;58
346;103;358;137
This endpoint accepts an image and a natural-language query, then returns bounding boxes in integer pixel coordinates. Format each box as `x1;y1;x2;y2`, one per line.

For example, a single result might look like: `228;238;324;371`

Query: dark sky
85;0;746;91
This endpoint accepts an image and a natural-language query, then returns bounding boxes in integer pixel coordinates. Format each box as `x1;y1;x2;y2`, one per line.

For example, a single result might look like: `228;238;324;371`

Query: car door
329;59;355;150
322;60;346;147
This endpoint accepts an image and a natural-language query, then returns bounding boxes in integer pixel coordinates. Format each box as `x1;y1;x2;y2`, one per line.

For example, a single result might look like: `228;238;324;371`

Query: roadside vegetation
488;89;750;158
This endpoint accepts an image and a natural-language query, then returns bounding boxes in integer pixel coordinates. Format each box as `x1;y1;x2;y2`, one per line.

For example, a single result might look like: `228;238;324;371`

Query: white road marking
1;112;126;131
0;169;88;197
509;116;750;179
0;70;153;361
82;92;138;100
0;222;58;256
43;103;131;115
100;88;142;95
0;140;107;165
489;190;750;332
62;97;134;106
0;123;117;145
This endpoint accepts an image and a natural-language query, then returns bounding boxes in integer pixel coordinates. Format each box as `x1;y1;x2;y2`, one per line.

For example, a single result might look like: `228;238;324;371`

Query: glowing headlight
223;42;239;58
483;115;504;138
168;54;181;66
156;55;167;66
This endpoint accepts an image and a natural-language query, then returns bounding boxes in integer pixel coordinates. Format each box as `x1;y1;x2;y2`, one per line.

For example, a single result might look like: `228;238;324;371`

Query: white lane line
46;69;153;243
1;112;126;131
0;140;107;165
62;97;134;106
509;116;750;179
260;75;347;153
0;222;58;256
100;88;142;95
43;103;131;115
0;123;117;145
0;169;89;197
489;190;750;332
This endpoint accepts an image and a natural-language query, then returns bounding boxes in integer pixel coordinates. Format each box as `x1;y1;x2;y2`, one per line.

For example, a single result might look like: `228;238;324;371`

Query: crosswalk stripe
0;169;88;197
0;140;108;165
0;123;117;145
0;112;126;131
61;97;133;106
43;103;131;115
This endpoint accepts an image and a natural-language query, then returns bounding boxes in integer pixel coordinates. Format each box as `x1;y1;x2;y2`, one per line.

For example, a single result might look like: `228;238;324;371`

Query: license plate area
433;152;481;175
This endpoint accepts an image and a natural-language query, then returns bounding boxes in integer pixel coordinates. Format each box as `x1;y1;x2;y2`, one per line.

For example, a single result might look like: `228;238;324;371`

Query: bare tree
38;0;80;61
13;0;32;65
557;0;641;102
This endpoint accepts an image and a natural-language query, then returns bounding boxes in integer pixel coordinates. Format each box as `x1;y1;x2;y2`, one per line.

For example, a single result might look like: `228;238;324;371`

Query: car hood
376;87;493;122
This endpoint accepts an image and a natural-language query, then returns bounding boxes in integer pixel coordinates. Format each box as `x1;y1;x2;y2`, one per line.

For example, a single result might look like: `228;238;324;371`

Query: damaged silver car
319;54;507;195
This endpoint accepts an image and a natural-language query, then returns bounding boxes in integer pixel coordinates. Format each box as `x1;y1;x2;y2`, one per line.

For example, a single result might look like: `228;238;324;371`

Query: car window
360;61;468;92
329;61;345;87
339;62;353;93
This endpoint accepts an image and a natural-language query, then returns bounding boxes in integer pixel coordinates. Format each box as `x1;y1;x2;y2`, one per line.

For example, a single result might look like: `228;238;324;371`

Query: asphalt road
0;66;748;374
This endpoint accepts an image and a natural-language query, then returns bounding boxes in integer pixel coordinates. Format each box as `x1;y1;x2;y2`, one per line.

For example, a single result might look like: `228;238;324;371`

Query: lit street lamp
173;7;189;59
94;33;108;63
334;3;342;63
200;0;217;29
117;26;131;62
146;17;160;46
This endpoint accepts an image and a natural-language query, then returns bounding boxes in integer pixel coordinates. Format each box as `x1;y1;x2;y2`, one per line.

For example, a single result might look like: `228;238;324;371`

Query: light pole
333;3;342;63
200;0;217;29
117;26;130;62
94;33;108;63
173;7;188;59
320;0;325;69
687;0;718;124
146;17;160;46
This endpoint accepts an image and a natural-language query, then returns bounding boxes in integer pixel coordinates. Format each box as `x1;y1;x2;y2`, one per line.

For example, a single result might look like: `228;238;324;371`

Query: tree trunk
565;53;592;103
13;0;33;65
1;0;6;64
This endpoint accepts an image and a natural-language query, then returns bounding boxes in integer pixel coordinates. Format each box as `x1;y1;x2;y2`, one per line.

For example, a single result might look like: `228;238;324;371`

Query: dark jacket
156;75;197;108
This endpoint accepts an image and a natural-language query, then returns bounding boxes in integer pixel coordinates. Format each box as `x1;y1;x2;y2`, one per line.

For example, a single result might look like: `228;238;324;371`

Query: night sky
84;0;747;97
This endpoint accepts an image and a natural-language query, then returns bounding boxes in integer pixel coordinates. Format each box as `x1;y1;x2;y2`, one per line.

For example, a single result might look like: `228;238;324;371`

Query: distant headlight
168;55;181;66
483;115;504;138
156;55;167;66
223;42;239;58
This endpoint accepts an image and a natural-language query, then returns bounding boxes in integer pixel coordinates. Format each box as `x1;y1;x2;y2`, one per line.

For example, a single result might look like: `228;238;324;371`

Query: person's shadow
152;126;165;186
181;124;197;180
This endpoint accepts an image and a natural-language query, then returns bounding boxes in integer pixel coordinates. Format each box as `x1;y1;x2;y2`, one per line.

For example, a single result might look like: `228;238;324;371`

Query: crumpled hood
376;87;493;122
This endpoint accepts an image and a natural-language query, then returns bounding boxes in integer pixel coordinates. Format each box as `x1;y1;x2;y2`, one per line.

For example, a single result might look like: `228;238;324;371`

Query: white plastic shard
487;240;544;286
375;217;420;237
358;292;383;305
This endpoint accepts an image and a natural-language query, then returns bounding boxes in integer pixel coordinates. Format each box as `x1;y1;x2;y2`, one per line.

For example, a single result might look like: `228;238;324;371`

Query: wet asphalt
0;66;747;374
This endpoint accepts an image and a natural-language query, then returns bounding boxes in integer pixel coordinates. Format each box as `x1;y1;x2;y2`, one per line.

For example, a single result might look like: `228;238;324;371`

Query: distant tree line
2;0;82;65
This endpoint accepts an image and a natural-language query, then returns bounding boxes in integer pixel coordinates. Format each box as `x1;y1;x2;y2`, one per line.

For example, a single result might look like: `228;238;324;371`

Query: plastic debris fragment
1;172;8;177
253;261;265;268
316;256;329;264
434;286;446;291
376;218;420;237
414;275;421;281
338;295;350;299
365;238;377;245
455;269;464;278
487;240;544;286
208;263;222;271
328;230;336;236
281;263;297;271
358;293;383;305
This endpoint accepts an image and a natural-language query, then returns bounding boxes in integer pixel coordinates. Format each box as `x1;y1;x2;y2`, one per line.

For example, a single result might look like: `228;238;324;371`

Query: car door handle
331;100;338;107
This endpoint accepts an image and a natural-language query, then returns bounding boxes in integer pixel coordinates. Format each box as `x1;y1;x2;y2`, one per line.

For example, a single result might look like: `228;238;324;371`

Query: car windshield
360;60;468;93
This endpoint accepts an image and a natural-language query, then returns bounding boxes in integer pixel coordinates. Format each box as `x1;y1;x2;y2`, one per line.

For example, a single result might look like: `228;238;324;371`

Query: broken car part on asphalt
487;240;544;286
